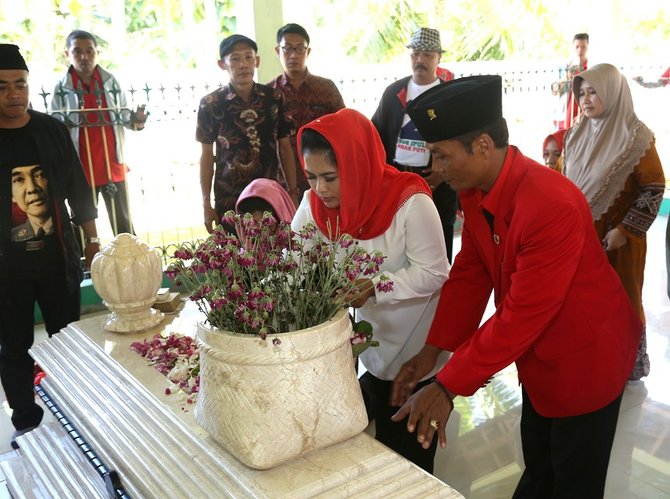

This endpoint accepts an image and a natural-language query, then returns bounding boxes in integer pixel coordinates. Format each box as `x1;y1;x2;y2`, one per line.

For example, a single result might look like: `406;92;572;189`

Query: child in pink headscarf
234;179;297;249
235;179;296;223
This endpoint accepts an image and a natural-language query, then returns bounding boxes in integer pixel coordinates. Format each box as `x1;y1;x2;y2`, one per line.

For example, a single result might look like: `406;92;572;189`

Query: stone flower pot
194;308;368;469
91;233;164;333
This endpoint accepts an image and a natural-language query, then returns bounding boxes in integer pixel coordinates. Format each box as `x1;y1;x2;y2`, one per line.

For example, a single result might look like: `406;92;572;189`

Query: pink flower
228;282;244;300
350;333;367;345
376;275;394;293
371;251;386;266
210;296;228;309
248;286;264;300
221;211;237;227
176;247;194;259
338;234;355;249
238;250;255;267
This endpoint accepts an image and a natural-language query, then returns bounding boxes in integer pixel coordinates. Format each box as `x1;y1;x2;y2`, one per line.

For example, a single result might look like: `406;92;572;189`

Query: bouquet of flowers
167;211;392;351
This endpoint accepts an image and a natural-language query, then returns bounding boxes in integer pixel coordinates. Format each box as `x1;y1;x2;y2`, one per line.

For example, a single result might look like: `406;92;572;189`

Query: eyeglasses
279;45;308;55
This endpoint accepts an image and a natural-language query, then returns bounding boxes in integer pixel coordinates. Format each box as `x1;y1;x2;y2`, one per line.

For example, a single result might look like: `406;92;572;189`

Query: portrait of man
11;164;54;242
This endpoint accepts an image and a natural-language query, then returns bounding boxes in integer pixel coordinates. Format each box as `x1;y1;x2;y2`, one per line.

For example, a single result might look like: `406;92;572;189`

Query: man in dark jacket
0;44;99;449
371;28;458;262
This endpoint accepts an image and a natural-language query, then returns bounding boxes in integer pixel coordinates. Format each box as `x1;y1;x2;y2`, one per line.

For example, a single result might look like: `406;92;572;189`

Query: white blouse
292;191;451;380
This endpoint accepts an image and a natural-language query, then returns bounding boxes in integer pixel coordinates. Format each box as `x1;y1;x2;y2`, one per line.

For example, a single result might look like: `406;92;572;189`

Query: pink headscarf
235;179;296;223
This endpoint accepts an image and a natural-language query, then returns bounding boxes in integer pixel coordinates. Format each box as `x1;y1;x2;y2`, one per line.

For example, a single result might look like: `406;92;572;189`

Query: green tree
0;0;236;74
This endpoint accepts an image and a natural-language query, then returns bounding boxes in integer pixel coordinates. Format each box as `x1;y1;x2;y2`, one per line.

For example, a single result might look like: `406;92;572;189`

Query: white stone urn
91;233;164;333
194;308;368;469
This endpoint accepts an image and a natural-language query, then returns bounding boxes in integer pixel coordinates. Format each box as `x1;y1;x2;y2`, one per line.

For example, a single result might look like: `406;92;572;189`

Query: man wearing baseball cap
371;28;458;264
390;75;641;497
0;44;99;449
196;34;298;234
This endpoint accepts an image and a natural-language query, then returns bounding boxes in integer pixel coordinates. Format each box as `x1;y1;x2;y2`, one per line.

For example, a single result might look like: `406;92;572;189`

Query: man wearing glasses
371;28;458;263
268;23;345;199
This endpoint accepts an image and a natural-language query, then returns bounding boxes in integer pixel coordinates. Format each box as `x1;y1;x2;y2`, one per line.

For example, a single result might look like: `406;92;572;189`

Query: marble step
28;323;462;498
1;422;108;499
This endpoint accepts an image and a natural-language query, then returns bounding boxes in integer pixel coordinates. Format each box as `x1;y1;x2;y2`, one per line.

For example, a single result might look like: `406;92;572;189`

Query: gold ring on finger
429;419;439;430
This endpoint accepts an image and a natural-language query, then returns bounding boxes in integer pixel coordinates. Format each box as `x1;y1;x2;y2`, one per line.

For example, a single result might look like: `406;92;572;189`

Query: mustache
413;63;428;71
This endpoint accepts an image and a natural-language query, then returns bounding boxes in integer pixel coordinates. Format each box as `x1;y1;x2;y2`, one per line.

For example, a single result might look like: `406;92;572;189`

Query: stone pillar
236;0;284;83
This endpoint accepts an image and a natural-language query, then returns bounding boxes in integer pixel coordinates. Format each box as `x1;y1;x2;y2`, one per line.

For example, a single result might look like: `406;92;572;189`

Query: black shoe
10;425;38;449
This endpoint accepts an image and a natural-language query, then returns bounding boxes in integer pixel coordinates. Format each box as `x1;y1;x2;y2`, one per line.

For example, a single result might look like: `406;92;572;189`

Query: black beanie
0;44;29;71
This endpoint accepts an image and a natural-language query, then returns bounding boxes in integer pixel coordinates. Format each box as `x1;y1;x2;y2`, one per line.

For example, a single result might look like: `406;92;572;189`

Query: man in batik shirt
267;23;345;198
196;34;298;233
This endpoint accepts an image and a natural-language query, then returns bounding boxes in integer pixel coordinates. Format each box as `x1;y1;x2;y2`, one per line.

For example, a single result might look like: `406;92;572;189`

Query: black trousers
432;181;458;264
513;387;623;499
359;371;438;474
0;239;80;430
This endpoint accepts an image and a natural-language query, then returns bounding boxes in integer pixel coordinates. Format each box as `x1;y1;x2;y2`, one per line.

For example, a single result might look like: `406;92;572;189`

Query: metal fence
30;61;670;264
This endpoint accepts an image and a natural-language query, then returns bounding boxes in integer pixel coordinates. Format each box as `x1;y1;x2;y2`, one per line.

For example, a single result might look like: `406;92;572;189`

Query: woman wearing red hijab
542;129;566;173
292;108;450;473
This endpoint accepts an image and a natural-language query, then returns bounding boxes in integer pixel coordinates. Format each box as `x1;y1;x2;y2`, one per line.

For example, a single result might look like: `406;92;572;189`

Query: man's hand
391;345;441;406
133;105;149;130
84;241;100;271
204;204;218;234
391;382;454;450
602;227;627;252
343;278;375;308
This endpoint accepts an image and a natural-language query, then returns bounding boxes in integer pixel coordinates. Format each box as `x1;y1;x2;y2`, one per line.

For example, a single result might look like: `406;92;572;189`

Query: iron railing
29;62;670;264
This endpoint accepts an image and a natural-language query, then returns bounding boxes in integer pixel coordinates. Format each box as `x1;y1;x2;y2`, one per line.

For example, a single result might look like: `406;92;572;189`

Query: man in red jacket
391;75;641;498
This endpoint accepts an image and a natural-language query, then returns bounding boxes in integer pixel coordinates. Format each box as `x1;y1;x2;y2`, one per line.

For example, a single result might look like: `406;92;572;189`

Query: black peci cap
407;75;503;142
0;44;29;71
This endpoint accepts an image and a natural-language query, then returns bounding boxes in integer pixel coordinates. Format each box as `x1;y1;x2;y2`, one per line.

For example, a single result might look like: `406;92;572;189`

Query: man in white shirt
371;28;458;262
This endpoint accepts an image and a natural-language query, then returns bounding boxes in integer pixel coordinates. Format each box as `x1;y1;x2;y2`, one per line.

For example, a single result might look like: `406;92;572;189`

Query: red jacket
430;147;641;417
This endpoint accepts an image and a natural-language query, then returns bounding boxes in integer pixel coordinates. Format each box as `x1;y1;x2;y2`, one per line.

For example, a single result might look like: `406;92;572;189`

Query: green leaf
352;319;373;335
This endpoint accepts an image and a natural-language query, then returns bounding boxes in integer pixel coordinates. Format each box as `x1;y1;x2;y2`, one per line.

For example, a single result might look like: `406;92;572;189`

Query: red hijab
297;108;431;240
542;129;566;155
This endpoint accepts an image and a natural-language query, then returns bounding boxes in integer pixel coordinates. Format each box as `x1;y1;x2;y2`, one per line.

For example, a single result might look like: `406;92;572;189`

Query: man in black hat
371;27;458;262
196;34;298;233
390;75;642;497
0;44;99;449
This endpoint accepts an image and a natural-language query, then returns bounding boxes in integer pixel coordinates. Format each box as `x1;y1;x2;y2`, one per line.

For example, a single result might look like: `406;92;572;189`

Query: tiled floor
1;216;669;498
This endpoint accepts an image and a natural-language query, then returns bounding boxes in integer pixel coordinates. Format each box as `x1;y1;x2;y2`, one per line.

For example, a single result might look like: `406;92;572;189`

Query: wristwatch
86;237;101;245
